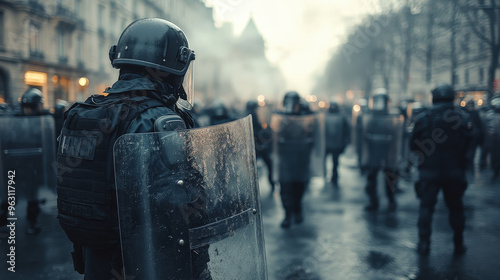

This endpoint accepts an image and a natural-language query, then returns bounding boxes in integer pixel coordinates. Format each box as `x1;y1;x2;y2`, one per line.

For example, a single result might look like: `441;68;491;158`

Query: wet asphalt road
1;146;500;279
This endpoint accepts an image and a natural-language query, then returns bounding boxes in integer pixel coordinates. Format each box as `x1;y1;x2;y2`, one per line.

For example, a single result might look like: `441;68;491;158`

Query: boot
281;212;292;229
453;233;467;256
417;239;430;256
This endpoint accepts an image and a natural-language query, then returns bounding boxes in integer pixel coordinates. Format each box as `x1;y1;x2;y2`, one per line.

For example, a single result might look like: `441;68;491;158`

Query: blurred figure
410;84;471;256
0;88;55;234
478;102;493;170
488;97;500;180
359;89;403;212
52;99;69;141
271;91;317;228
324;101;350;186
463;100;483;172
247;100;275;193
208;100;234;125
401;102;427;178
353;98;369;169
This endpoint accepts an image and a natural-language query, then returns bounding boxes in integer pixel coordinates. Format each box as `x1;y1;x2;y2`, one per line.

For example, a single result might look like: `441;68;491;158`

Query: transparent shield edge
177;62;195;110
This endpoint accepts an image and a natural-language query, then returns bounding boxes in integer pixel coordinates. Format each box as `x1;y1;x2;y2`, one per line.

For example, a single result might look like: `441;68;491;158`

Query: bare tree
462;0;500;100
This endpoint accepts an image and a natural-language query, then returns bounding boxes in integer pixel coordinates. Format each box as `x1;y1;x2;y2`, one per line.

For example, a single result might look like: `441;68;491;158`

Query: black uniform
57;72;194;279
57;17;199;280
324;105;350;185
410;87;471;256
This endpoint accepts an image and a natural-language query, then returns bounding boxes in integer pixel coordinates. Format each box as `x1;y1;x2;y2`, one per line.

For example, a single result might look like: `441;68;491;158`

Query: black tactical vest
56;94;169;247
415;106;471;173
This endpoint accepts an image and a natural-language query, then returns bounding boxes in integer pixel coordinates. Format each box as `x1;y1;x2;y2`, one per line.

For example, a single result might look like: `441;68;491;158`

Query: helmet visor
177;61;195;110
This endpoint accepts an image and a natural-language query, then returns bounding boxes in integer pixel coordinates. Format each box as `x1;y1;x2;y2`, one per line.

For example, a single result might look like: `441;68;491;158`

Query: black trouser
365;168;397;207
417;177;467;244
325;150;341;183
280;182;307;217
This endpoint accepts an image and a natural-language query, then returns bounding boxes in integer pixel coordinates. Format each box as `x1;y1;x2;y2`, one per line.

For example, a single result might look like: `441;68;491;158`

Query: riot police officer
410;84;471;256
324;101;350;186
272;91;316;228
247;100;275;193
360;89;403;212
52;99;68;141
56;18;202;279
463;100;483;171
0;88;54;234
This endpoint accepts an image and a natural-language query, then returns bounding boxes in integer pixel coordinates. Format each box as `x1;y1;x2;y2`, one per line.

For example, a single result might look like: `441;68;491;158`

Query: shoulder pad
154;114;186;132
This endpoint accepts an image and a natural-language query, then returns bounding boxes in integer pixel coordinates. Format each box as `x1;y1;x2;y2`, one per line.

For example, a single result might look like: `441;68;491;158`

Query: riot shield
0;115;56;200
360;113;404;170
271;113;324;183
324;113;345;151
114;115;267;280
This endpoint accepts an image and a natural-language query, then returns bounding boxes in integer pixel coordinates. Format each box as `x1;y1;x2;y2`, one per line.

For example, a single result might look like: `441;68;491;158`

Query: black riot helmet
21;88;44;115
370;88;389;114
109;18;196;109
329;101;340;113
246;100;259;113
431;83;455;103
282;91;301;114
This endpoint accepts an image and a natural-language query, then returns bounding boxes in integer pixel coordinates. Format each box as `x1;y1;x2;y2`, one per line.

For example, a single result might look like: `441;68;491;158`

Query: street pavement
1;146;500;279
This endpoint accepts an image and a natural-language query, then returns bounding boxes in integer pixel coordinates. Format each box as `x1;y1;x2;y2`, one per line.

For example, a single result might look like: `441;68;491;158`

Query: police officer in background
463;99;483;172
0;88;53;234
52;99;69;141
361;89;402;212
410;84;471;256
324;101;350;186
56;18;198;279
272;91;316;228
247;100;275;193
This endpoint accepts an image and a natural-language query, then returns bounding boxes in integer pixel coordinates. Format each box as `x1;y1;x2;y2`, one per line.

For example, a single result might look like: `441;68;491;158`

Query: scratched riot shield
114;115;267;280
0;115;56;200
271;113;324;183
324;113;346;151
360;113;404;170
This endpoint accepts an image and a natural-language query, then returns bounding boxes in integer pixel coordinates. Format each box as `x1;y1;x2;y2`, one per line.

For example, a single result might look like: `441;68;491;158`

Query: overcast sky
204;0;374;96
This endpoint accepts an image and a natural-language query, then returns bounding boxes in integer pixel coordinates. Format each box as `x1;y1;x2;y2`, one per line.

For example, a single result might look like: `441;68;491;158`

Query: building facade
0;0;193;108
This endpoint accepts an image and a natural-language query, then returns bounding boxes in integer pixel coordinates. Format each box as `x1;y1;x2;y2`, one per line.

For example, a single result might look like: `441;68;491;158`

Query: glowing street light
78;77;89;87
